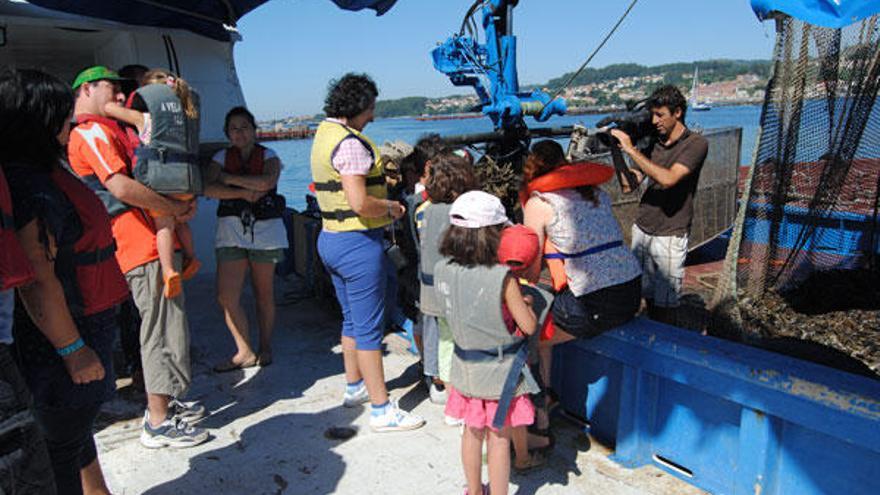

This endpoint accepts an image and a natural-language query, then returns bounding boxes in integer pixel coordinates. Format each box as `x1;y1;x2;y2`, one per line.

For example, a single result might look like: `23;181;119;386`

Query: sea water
271;105;762;210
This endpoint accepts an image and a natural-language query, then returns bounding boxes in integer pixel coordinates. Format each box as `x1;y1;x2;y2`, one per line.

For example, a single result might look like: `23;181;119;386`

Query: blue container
552;318;880;495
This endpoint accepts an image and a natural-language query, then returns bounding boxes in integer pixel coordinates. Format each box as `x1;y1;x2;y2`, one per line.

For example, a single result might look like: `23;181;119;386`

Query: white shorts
631;224;688;308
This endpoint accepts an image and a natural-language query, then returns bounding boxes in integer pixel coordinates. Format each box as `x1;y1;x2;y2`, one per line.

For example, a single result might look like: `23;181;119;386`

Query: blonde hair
143;69;198;119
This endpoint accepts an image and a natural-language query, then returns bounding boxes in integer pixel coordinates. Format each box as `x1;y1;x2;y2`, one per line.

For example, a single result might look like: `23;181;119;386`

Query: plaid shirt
328;118;373;175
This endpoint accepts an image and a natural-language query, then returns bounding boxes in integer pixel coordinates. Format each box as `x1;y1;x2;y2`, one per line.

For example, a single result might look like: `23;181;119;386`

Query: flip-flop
163;272;182;299
213;356;258;373
257;351;273;367
513;450;547;474
181;258;202;281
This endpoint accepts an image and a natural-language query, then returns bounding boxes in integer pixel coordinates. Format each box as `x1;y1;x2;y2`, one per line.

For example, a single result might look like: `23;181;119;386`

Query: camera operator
609;85;708;325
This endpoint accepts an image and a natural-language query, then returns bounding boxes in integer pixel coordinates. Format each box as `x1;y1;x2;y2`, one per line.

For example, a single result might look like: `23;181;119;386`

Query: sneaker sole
370;420;426;433
139;430;209;449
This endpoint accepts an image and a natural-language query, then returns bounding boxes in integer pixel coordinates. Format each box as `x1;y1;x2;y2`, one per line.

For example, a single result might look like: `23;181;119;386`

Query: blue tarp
751;0;880;28
27;0;398;41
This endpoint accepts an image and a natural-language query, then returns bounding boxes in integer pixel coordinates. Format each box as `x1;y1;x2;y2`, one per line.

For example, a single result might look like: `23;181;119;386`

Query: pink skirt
445;386;535;431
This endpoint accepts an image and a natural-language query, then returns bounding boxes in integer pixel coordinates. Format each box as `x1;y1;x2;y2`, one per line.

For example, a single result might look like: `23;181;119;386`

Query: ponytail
143;69;199;120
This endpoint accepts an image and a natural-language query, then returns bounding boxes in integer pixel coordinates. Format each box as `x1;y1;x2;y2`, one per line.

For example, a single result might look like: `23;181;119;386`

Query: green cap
71;66;126;89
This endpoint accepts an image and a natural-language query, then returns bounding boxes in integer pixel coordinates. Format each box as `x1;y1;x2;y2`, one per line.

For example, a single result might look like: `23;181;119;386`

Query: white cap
449;191;509;229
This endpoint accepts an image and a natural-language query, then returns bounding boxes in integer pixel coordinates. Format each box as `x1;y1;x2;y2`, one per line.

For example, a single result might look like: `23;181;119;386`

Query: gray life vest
133;84;203;195
418;202;452;316
435;261;553;428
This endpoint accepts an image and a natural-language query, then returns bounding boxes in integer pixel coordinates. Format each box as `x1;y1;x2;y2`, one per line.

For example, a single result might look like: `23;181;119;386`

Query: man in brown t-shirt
611;85;708;324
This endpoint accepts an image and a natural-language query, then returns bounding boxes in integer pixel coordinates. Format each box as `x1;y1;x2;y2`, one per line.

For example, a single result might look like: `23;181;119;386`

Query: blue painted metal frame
552;318;880;495
431;0;566;129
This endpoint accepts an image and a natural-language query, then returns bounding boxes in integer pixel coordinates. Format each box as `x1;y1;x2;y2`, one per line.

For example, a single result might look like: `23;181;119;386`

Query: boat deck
94;274;704;495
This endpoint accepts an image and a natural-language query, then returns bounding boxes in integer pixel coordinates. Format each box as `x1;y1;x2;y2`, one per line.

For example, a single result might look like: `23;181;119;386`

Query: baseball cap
71;66;127;89
498;225;540;270
449;190;509;228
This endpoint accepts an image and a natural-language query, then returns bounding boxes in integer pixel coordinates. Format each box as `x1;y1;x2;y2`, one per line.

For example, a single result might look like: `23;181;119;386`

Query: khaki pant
125;257;191;397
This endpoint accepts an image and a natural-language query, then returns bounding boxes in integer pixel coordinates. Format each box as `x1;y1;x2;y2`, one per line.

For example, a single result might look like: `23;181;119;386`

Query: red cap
498;225;540;273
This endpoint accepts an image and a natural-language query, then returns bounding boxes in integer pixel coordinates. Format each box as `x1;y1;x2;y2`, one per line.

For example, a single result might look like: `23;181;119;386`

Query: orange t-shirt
67;120;161;274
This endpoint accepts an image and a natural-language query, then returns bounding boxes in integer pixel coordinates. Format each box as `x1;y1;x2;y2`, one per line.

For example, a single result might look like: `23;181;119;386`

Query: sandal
513;450;547;474
163;272;182;299
181;258;202;281
213;355;258;373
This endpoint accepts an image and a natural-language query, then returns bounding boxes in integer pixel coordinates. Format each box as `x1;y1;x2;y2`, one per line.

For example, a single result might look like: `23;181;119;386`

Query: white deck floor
95;274;704;495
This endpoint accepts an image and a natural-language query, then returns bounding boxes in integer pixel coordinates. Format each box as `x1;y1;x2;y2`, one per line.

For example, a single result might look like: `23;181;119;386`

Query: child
497;224;551;472
435;191;543;495
416;152;478;409
104;69;200;298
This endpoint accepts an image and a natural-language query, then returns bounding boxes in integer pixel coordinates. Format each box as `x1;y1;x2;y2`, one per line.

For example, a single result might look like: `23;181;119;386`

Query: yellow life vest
310;120;390;231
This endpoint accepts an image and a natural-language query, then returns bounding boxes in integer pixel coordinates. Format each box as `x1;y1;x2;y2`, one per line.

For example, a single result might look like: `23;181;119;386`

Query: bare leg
146;393;171;427
216;259;256;364
175;222;196;260
155;217;180;297
249;260;276;363
486;427;512;495
80;457;110;495
512;425;530;467
357;349;388;406
341;336;362;384
535;329;576;433
462;426;485;495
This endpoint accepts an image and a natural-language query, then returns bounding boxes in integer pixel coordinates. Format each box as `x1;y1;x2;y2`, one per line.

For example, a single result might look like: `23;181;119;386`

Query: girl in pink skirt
435;191;540;495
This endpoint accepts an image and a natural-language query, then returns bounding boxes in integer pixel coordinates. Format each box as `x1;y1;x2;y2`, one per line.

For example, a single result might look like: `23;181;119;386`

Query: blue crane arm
431;0;566;130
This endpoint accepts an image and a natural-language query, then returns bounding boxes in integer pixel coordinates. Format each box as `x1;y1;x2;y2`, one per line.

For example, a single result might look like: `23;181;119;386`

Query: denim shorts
551;276;641;339
216;246;285;264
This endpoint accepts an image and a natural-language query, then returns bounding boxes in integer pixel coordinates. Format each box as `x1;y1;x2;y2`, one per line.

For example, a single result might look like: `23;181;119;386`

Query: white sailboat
690;66;712;111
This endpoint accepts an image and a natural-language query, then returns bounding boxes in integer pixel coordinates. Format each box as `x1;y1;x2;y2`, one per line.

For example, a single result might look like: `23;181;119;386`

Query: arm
504;274;537;336
103;102;145;134
522;196;554;284
610;129;692;189
341;174;405;220
222;157;281;192
203;162;264;201
15;220;105;384
104;173;190;216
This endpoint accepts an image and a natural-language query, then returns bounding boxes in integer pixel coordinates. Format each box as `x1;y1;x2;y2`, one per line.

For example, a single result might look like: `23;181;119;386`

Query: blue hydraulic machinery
431;0;567;132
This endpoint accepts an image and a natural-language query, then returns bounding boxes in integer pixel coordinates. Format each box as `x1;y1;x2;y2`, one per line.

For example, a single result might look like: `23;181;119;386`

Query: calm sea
272;104;762;210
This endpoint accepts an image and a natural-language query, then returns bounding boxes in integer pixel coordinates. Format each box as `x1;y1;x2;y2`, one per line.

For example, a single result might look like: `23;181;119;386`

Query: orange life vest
0;167;34;291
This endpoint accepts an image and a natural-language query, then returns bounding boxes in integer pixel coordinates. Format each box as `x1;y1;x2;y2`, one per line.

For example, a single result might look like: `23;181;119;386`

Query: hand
609;129;634;152
523;294;534;307
246;190;266;203
388;201;406;220
62;345;105;385
176;199;197;223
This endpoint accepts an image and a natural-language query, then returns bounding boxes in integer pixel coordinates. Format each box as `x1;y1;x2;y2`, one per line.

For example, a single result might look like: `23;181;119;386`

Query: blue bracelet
56;338;84;357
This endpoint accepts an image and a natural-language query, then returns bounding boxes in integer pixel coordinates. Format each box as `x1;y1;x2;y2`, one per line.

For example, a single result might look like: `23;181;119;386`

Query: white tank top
536;189;641;297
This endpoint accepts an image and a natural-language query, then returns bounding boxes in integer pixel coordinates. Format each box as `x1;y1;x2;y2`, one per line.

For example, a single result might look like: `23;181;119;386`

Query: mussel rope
547;0;641;104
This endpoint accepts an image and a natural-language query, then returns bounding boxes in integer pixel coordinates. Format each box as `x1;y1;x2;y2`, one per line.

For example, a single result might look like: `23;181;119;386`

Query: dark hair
0;68;72;171
523;140;597;206
224;106;257;138
425;152;479;204
409;133;446;176
439;224;504;268
323;73;378;119
647;84;687;121
118;64;149;96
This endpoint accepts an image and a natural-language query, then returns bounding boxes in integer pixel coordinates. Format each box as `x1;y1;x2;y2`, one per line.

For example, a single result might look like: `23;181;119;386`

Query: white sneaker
444;414;464;427
169;398;206;423
428;382;448;405
369;400;426;432
342;382;370;408
140;410;209;449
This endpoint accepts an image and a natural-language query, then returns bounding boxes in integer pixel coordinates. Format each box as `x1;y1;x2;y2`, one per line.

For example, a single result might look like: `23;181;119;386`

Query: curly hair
223;106;257;138
647;84;687;121
425;152;479;204
439;223;504;268
142;69;199;119
323;73;378;119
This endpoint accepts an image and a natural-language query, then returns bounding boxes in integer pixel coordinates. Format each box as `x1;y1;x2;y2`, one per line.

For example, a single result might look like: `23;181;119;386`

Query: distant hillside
373;59;771;118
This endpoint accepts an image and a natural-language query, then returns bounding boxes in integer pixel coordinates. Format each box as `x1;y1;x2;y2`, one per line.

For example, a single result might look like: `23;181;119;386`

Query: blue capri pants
318;228;389;351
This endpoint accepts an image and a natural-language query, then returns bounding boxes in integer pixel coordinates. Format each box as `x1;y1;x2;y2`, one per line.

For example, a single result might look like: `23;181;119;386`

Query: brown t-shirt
635;129;708;236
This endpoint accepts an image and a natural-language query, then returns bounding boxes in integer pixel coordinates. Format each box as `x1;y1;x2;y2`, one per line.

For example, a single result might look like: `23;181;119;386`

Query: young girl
104;69;200;298
435;191;542;495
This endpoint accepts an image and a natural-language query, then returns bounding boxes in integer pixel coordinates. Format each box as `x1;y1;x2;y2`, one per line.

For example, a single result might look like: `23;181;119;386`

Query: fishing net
712;14;880;374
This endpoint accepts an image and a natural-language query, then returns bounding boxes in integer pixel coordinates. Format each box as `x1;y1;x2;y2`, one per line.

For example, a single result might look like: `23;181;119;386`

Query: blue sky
235;1;776;119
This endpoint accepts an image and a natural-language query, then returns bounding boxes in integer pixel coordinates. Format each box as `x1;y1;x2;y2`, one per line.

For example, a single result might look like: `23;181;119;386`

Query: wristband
56;338;84;357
